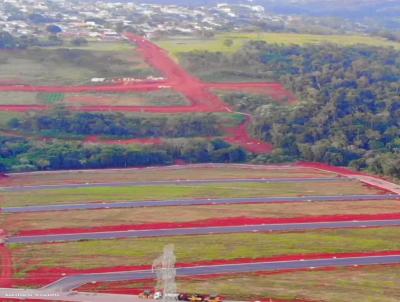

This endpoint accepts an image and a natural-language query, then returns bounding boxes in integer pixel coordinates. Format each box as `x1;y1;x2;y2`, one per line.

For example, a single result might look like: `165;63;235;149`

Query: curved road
3;194;399;214
8;219;400;244
41;254;400;292
0;177;349;192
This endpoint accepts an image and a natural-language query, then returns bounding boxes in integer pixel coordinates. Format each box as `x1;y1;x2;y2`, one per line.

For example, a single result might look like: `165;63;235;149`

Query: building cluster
0;0;294;40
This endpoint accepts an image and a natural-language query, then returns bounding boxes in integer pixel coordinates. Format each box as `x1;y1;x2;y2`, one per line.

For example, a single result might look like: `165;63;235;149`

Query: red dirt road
0;33;297;153
225;116;273;153
16;213;400;237
0;244;12;287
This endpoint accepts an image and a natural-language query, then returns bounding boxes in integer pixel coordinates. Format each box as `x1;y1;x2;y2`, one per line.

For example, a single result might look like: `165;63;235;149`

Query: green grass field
48;41;136;52
10;227;400;274
2;200;399;235
177;266;400;302
157;32;400;57
0;90;189;107
62;90;189;107
0;41;157;85
0;180;378;207
1;166;336;186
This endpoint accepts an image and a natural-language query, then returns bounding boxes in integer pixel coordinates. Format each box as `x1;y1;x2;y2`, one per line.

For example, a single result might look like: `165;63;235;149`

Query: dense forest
0;136;246;172
181;42;400;178
7;110;222;139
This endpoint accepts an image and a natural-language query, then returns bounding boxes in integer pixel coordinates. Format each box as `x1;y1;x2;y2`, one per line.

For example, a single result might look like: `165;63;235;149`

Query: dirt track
0;33;298;153
0;244;12;287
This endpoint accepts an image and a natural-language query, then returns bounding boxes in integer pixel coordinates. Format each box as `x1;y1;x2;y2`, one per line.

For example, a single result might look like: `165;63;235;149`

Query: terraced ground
0;179;379;207
1;164;400;302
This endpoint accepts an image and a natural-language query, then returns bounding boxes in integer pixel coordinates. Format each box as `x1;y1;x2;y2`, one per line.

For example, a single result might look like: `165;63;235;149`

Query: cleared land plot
10;228;400;275
84;265;400;302
0;42;157;85
0;180;380;207
0;166;338;186
178;266;400;302
2;200;400;235
0;90;189;107
157;33;400;56
215;90;292;109
62;90;189;106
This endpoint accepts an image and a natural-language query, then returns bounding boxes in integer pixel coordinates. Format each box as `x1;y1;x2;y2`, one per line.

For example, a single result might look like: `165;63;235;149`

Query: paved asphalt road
0;177;350;192
8;219;400;244
42;255;400;292
0;289;146;302
3;194;399;214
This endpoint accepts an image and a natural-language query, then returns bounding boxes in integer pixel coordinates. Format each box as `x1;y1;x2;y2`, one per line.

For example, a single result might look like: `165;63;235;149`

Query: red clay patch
225;116;273;153
0;244;13;287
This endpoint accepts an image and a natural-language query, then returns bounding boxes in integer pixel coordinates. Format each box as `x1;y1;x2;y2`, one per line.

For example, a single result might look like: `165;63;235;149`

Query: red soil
0;33;300;154
17;213;400;236
225;116;273;153
0;244;13;287
14;251;400;289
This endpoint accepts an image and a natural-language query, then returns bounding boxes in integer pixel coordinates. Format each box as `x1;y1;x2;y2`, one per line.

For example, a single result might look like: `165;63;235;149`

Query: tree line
0;136;246;172
181;42;400;179
7;110;222;139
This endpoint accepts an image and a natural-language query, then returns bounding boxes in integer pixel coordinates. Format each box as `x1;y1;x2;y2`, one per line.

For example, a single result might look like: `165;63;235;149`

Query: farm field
1;199;400;235
0;90;189;107
10;227;400;275
0;180;380;207
0;165;337;186
0;41;157;86
157;32;400;57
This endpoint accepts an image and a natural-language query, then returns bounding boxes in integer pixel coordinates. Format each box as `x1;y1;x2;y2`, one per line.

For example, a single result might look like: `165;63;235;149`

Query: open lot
1;200;399;235
178;265;400;302
0;180;380;207
0;41;157;86
0;166;337;186
157;33;400;57
82;265;400;302
0;90;189;107
10;227;400;276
